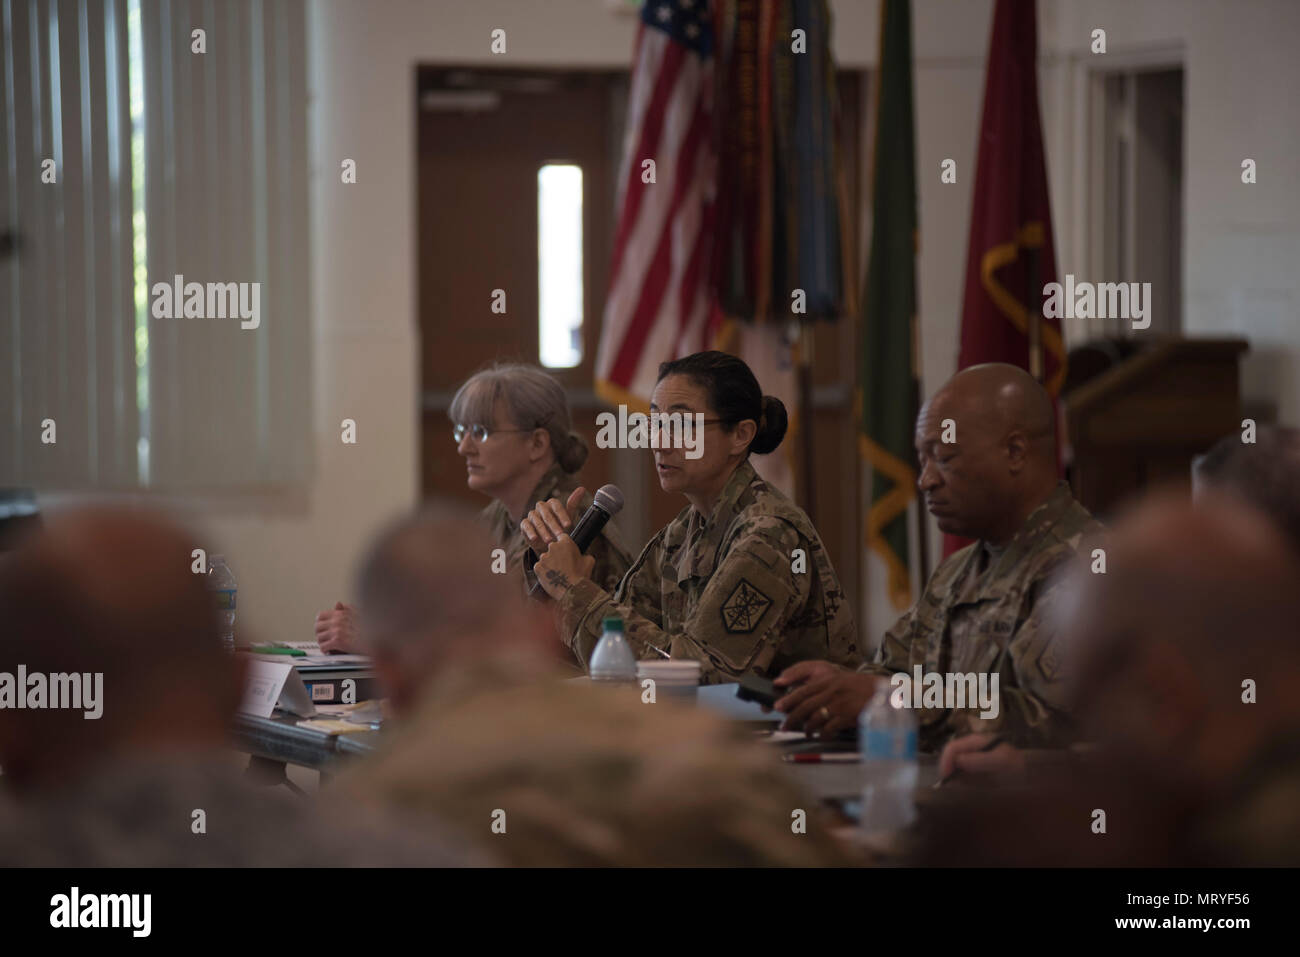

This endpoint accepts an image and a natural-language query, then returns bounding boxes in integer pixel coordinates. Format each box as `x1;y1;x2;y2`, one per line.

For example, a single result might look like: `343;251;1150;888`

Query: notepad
295;718;374;735
760;730;813;743
291;653;371;666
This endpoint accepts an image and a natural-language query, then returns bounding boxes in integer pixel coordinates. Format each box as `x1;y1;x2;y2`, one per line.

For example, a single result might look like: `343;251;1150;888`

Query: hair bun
750;396;788;456
557;430;589;473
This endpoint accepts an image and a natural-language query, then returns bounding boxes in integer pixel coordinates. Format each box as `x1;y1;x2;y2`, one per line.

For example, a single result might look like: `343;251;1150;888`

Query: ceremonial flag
596;0;846;504
948;0;1064;556
859;0;921;613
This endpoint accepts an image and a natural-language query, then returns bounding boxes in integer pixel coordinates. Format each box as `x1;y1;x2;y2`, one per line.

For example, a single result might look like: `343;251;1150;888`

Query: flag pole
911;310;930;585
1026;244;1043;382
797;319;816;517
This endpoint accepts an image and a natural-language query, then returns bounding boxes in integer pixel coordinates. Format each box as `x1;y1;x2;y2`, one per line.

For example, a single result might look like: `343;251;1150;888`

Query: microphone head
592;484;624;516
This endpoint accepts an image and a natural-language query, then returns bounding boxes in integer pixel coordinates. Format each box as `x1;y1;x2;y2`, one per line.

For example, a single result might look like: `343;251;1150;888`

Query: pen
250;645;306;657
782;752;860;764
933;734;1005;788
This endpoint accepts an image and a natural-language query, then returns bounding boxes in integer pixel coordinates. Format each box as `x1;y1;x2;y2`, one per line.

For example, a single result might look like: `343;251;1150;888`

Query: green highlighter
249;645;306;657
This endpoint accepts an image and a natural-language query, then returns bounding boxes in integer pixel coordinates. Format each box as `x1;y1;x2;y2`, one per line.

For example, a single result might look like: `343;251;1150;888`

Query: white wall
207;0;1300;647
1039;0;1300;425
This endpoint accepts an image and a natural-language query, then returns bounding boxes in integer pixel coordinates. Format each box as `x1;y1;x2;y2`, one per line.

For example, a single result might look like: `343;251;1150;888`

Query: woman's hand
521;487;586;553
314;601;358;653
533;533;596;600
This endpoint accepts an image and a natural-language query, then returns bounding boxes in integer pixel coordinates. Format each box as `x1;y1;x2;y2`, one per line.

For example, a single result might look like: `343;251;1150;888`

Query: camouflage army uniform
480;463;633;597
338;651;848;866
862;482;1102;751
556;459;861;684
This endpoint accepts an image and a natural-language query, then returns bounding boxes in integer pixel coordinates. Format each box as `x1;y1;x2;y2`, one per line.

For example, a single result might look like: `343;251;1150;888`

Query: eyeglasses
453;423;537;444
648;416;727;445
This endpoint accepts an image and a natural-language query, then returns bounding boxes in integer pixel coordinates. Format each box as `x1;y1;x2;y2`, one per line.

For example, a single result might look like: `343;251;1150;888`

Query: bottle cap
601;616;624;632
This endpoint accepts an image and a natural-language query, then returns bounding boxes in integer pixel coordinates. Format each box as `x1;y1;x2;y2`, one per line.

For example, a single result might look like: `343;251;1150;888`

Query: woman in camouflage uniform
526;351;861;684
315;363;632;652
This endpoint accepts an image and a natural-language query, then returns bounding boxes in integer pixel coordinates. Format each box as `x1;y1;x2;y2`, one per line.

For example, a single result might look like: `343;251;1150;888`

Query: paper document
761;730;813;743
295;718;373;735
291;654;371;667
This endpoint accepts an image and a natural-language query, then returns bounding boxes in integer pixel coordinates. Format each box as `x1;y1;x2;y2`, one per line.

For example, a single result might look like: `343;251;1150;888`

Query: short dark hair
1193;426;1300;554
656;351;788;455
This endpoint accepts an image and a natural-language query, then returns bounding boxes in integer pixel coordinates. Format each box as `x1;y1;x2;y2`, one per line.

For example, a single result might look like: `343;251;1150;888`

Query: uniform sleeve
557;531;668;666
859;605;916;677
522;492;636;598
587;520;635;596
990;574;1075;747
861;603;957;750
561;518;815;684
857;555;970;678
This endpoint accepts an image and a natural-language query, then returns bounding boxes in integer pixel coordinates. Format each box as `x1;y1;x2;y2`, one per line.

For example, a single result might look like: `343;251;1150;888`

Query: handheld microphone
526;484;624;596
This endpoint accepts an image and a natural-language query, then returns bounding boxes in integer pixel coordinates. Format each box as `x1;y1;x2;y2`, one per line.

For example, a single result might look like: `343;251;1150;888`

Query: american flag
595;0;722;410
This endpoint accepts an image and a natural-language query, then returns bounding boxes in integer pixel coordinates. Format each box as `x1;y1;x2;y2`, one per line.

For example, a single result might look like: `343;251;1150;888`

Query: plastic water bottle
206;555;237;654
858;683;919;833
588;617;637;684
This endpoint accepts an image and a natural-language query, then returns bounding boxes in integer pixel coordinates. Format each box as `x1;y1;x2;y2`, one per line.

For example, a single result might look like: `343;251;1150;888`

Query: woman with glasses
315;363;632;652
523;350;862;684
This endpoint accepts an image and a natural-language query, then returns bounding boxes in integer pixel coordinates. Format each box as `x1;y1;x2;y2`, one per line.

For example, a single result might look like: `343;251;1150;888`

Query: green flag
859;0;920;611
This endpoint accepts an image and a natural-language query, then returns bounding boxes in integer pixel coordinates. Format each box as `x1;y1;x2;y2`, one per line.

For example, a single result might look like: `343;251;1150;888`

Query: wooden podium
1062;338;1249;517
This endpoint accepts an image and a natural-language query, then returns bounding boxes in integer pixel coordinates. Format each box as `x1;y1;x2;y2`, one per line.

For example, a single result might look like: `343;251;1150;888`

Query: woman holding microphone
523;351;862;684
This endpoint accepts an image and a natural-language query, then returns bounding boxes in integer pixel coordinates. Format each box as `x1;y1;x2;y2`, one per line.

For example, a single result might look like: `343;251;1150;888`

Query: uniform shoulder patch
720;578;773;634
1035;638;1064;683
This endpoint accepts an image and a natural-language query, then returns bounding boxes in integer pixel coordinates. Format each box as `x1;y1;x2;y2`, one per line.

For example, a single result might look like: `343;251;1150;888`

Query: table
230;712;379;791
229;709;938;804
792;754;940;801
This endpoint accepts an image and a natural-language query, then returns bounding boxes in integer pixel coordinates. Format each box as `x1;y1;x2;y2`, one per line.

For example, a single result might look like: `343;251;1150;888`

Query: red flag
947;0;1064;556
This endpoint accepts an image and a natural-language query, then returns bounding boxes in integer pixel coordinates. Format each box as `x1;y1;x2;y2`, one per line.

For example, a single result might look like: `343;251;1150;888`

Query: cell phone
735;673;781;709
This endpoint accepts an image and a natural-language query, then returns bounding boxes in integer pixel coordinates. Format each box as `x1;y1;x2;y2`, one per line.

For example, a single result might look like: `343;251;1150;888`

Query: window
537;162;583;368
1086;66;1184;341
1;0;310;491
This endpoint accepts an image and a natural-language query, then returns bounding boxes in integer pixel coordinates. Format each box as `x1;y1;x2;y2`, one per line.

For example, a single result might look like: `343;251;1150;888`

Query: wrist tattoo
544;568;572;593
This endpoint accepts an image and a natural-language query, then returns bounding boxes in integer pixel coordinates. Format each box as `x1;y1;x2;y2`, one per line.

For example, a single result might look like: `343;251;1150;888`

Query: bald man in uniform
917;493;1300;866
774;364;1103;750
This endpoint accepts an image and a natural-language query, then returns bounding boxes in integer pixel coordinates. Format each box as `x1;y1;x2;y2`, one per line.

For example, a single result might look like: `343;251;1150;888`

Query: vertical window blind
1;0;310;491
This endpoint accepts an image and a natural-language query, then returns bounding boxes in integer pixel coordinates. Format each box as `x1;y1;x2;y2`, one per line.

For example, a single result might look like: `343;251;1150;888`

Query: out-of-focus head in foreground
920;491;1300;866
1192;424;1300;555
0;506;237;792
344;500;847;866
0;505;488;866
355;503;558;715
1071;491;1300;788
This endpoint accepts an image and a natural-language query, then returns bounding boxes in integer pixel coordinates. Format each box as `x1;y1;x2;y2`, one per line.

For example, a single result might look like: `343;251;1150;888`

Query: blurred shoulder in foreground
914;491;1300;866
0;505;487;867
340;503;848;867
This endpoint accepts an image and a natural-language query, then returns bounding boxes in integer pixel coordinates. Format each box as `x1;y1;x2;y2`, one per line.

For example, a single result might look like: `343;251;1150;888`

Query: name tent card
238;658;317;718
